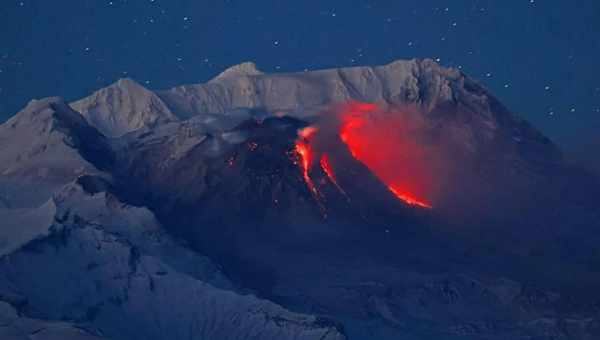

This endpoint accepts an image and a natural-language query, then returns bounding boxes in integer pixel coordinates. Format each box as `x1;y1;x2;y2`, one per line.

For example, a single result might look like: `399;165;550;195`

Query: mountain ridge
62;58;560;168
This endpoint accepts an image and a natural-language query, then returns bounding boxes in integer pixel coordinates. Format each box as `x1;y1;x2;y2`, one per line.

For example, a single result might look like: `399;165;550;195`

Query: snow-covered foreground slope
0;300;106;340
0;177;345;340
0;200;56;256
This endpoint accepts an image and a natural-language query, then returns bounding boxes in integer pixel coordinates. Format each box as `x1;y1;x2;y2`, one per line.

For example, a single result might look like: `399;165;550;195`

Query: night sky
1;0;599;155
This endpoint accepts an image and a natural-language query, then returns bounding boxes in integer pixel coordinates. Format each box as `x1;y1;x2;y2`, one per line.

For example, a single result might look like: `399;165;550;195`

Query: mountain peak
2;96;105;145
0;96;112;197
5;96;84;131
212;61;263;81
71;77;177;137
114;77;145;90
23;96;68;114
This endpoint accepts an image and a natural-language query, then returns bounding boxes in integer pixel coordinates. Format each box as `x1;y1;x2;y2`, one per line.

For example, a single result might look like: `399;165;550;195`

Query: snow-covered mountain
1;59;599;340
0;97;113;209
71;78;178;138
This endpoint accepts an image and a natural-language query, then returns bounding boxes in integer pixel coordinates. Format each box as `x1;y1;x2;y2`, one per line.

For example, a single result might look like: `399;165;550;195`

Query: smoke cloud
296;101;461;210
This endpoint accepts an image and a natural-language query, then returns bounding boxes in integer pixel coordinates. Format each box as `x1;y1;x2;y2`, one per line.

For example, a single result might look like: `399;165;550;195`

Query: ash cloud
292;99;600;241
300;101;462;210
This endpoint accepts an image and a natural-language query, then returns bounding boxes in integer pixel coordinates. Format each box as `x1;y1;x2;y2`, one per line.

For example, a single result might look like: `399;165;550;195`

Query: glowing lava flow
320;154;338;186
295;140;317;194
338;101;433;209
388;186;432;209
320;154;347;196
295;127;319;195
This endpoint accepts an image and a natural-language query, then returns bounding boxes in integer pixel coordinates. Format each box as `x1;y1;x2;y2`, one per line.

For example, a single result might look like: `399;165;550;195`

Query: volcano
1;59;599;340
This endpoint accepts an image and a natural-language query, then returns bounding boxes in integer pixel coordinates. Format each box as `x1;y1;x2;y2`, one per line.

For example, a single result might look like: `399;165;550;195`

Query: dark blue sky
1;0;599;152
